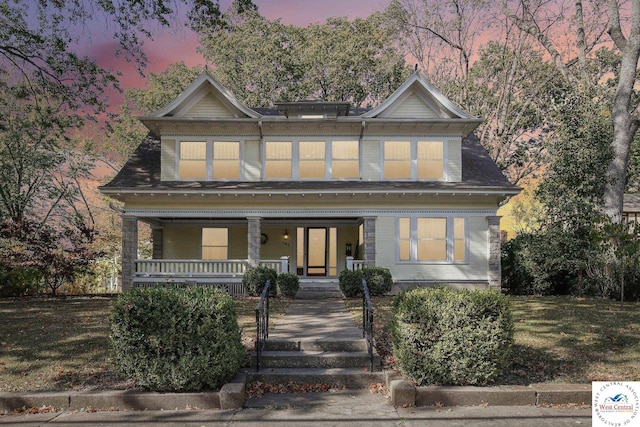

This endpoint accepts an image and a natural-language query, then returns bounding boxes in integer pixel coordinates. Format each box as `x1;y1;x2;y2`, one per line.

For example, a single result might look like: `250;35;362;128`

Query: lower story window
202;228;228;259
398;217;466;262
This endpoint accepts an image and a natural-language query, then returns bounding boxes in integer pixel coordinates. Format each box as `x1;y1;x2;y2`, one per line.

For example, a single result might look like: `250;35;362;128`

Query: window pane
332;161;359;178
179;141;206;179
300;160;325;178
300;141;324;159
179;160;206;179
399;240;410;261
202;247;227;259
417;218;446;239
266;142;291;159
384;141;410;159
399;218;411;239
384;160;411;179
417;141;444;179
453;218;465;261
417;240;447;261
213;160;240;179
332;141;358;159
181;141;206;159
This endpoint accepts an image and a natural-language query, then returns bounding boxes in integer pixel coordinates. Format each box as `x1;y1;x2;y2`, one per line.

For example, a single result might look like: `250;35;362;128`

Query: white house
99;71;519;294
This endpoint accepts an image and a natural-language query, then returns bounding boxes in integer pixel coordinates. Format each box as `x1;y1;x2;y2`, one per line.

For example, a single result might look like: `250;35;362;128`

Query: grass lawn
0;295;291;392
344;295;640;385
2;295;638;392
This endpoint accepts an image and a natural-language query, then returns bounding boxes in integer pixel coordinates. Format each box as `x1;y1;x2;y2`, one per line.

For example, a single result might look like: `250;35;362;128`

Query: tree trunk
603;0;640;222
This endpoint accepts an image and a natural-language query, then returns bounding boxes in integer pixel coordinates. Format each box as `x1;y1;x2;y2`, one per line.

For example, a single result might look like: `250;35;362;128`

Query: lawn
0;295;290;392
344;295;640;385
2;295;638;392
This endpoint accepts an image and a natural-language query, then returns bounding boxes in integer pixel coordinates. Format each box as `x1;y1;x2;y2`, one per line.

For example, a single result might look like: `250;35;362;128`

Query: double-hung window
202;228;228;260
264;139;360;180
177;140;241;180
398;217;466;262
383;139;445;180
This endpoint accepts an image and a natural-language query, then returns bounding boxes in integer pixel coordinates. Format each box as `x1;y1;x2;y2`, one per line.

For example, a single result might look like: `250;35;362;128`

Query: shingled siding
161;139;176;181
447;139;462;182
184;92;236;118
387;92;439;119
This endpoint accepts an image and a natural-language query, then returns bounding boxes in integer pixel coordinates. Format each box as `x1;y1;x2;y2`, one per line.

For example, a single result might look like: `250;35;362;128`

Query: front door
306;227;327;276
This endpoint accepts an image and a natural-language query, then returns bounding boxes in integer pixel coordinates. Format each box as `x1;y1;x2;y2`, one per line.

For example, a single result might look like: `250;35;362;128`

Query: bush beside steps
110;287;245;392
392;287;513;386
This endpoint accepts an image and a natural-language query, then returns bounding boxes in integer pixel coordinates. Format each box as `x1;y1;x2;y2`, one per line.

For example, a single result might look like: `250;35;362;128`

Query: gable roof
144;70;261;119
362;71;480;121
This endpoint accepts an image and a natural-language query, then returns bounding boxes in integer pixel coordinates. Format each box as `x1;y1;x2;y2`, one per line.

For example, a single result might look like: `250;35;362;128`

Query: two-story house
100;71;519;294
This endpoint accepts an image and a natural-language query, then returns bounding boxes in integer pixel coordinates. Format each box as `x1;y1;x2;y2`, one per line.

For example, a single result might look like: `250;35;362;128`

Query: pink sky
83;0;387;109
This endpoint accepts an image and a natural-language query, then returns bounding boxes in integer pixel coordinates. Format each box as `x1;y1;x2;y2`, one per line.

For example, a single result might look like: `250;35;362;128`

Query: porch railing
346;256;364;271
134;258;286;278
362;278;375;372
255;279;272;372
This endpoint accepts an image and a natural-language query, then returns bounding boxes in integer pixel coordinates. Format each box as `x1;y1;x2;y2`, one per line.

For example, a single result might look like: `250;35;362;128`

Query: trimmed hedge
339;267;393;297
277;272;299;298
242;266;277;296
392;287;513;386
110;287;245;392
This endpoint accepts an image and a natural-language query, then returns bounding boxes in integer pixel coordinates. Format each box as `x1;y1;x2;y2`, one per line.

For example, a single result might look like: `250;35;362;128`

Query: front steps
295;280;342;299
247;299;384;401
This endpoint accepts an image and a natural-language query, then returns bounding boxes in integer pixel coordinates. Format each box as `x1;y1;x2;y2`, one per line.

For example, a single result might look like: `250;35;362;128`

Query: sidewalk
0;390;591;426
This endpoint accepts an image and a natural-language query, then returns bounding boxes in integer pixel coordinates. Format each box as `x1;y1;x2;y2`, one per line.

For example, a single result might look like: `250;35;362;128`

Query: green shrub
362;267;393;296
392;287;513;386
339;269;363;297
242;266;277;296
277;272;299;298
110;287;245;392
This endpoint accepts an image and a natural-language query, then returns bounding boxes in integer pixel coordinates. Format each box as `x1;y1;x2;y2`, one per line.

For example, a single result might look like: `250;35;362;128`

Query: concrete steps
295;280;343;299
249;299;382;394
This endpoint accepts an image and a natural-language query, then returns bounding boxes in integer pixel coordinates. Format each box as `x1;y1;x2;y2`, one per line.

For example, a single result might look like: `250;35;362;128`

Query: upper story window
265;141;292;179
383;139;445;180
177;140;241;180
398;216;466;263
264;139;360;180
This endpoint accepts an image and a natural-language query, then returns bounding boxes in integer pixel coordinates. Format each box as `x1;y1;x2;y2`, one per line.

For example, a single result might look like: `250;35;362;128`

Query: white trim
380;138;449;181
175;137;245;181
396;215;469;264
124;208;500;218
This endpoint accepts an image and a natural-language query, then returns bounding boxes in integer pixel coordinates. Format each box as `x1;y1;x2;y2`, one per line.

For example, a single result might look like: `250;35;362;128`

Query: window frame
396;216;468;264
262;138;361;180
175;138;244;181
381;138;447;181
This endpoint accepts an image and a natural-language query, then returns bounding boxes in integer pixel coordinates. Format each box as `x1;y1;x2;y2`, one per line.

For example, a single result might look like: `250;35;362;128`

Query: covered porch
121;215;374;292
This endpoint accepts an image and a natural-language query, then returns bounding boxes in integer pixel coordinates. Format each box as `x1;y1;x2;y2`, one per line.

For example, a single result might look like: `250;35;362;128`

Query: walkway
269;298;363;340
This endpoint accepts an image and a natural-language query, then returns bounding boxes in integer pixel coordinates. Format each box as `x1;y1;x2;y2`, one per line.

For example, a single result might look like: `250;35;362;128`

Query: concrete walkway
0;392;592;426
269;298;363;340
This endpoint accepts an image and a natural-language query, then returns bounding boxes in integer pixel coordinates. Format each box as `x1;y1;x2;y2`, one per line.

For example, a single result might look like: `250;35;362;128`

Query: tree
198;3;410;107
500;0;640;222
385;0;556;185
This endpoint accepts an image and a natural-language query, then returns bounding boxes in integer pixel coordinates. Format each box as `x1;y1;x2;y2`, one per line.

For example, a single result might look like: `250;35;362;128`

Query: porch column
363;216;376;267
247;217;262;267
151;227;163;259
121;215;138;292
487;216;502;290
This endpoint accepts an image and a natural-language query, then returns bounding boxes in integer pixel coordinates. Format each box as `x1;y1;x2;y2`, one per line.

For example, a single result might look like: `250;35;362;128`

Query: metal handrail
255;279;271;372
362;278;374;372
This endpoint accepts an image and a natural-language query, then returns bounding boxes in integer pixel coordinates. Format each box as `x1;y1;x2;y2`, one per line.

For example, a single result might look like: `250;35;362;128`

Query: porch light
283;230;289;241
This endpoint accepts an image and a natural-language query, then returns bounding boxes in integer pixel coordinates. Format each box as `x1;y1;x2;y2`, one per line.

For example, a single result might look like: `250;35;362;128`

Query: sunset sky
79;0;388;107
